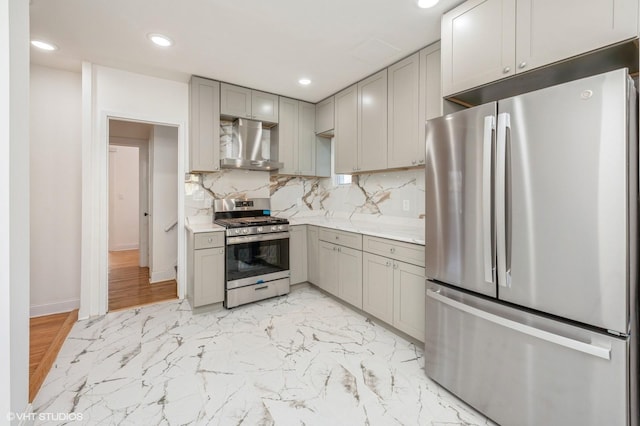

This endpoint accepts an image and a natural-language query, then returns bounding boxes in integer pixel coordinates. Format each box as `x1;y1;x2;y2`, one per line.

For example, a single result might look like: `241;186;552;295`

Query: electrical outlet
403;200;410;211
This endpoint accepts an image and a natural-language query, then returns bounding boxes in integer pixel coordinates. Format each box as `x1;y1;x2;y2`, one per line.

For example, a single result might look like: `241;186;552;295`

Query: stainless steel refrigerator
424;68;638;425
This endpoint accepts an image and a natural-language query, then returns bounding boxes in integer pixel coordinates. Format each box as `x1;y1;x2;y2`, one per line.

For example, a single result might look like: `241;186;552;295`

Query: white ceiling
29;0;463;103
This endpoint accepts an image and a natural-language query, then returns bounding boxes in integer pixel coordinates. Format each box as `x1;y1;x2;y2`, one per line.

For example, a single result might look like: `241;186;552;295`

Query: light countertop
287;215;425;246
185;214;425;245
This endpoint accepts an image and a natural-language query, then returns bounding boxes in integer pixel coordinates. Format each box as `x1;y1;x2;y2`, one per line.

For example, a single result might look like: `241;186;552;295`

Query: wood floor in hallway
108;249;177;311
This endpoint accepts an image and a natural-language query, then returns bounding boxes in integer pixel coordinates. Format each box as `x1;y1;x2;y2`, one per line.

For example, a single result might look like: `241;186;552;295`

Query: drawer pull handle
255;286;269;291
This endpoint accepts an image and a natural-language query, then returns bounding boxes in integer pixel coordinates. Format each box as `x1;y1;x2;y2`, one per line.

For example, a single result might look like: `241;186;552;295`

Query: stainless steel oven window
226;237;290;283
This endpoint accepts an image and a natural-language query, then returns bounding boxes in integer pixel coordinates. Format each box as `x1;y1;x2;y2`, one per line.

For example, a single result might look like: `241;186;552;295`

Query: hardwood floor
108;249;177;311
29;309;78;402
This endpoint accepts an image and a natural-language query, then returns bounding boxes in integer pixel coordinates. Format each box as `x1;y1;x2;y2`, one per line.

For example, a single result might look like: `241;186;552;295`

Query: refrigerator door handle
482;115;496;284
426;289;611;360
496;112;511;288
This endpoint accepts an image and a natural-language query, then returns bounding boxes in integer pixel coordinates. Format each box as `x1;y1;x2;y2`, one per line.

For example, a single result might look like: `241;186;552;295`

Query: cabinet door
418;44;442;166
297;101;316;176
334;84;358;174
277;97;299;175
315;96;335;135
362;252;394;324
189;77;220;172
194;247;225;306
318;241;339;296
388;53;420;169
338;246;363;309
220;83;252;118
441;0;516;96
515;0;638;73
289;225;308;284
393;261;426;341
252;90;279;123
358;69;388;172
307;226;319;284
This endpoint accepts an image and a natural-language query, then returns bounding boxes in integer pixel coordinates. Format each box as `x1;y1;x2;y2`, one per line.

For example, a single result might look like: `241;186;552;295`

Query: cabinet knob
503;66;511;74
390;247;396;253
333;246;337;251
246;114;251;118
385;261;391;267
337;247;341;252
393;263;398;269
219;249;224;254
207;237;213;243
335;235;339;240
519;61;527;69
412;160;416;165
419;159;424;164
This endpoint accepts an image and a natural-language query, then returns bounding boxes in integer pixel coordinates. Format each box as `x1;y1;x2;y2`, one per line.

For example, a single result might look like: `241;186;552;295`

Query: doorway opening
107;119;178;311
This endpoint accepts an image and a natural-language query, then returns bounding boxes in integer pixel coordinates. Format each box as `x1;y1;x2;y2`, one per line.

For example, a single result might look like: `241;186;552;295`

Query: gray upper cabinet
189;76;220;173
442;0;516;97
358;69;388;172
275;98;327;176
442;0;639;96
315;96;335;136
334;84;358;174
220;83;279;123
387;53;420;169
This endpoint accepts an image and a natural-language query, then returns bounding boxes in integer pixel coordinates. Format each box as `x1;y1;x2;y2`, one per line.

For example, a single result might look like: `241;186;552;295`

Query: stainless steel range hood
220;118;283;171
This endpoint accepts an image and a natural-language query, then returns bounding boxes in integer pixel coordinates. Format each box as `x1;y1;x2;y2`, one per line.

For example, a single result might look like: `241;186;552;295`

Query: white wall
30;65;82;317
81;64;188;318
109;145;140;251
149;125;178;283
1;0;30;422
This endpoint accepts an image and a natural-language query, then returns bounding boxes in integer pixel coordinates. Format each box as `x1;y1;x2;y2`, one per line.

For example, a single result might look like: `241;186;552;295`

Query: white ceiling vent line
351;38;402;65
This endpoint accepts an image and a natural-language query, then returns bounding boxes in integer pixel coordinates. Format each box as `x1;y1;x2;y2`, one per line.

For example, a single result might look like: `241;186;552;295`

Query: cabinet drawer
363;235;424;267
194;232;224;249
318;228;362;250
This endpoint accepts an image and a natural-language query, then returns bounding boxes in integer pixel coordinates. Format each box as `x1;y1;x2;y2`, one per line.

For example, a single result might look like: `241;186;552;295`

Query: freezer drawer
425;284;632;426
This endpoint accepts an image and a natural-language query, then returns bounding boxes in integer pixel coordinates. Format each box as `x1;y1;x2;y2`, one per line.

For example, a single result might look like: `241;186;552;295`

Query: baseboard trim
30;299;80;318
150;269;176;284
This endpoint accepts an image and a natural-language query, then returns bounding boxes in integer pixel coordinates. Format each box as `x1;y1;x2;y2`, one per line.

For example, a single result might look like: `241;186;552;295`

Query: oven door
225;232;290;289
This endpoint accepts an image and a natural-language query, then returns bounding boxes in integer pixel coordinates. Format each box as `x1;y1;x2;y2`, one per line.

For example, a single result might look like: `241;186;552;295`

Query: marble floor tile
32;286;494;426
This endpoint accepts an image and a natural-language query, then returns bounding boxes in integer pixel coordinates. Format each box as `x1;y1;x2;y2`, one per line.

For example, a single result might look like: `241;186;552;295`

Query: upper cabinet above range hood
220;118;283;171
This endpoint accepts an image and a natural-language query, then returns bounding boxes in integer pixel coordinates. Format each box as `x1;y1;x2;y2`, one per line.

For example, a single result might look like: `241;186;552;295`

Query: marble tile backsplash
186;168;425;220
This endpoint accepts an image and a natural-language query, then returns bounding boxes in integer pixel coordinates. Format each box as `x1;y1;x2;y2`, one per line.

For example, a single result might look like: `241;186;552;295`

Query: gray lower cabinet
187;231;225;308
318;239;363;309
289;225;308;284
362;252;394;324
362;236;426;341
307;225;319;285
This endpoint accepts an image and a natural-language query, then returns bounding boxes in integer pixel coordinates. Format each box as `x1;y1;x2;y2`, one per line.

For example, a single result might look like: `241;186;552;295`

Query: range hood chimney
220;118;283;171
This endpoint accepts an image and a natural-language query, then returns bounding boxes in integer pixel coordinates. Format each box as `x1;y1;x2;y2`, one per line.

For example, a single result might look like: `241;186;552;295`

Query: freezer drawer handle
427;289;611;360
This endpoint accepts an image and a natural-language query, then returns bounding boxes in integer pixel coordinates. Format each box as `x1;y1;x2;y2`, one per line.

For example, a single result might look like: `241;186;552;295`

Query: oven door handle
226;231;290;245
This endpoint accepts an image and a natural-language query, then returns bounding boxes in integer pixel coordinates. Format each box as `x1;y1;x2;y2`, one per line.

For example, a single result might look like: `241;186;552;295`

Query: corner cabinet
220;83;279;124
189;76;220;173
187;231;225;308
442;0;639;96
275;98;330;177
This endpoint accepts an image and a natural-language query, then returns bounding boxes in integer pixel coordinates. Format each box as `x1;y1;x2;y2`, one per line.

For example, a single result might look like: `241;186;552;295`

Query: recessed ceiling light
418;0;439;8
298;78;312;86
31;40;58;51
148;33;173;47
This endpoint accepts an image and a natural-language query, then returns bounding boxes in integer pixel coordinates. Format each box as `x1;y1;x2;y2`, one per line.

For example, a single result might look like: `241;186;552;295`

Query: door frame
81;109;186;318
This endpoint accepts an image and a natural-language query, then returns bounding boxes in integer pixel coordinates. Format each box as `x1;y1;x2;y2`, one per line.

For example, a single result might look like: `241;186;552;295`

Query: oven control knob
271;226;278;232
234;229;241;235
257;227;263;233
278;225;284;231
242;228;249;234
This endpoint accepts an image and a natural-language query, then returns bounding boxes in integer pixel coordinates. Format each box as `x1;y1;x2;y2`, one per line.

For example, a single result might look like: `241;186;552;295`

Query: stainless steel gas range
213;198;290;308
